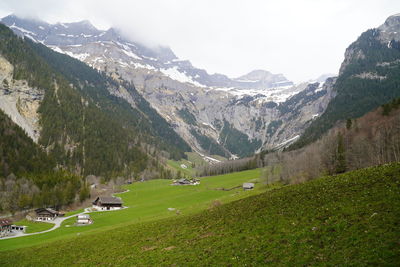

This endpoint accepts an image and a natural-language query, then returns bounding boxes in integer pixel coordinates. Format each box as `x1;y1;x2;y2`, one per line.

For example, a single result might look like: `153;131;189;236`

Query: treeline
263;104;400;184
382;97;400;115
0;171;89;214
198;156;261;177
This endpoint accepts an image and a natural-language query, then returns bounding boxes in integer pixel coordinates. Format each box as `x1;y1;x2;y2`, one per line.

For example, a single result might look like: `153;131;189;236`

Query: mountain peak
379;13;400;30
62;20;97;30
236;70;273;81
378;13;400;42
234;69;292;88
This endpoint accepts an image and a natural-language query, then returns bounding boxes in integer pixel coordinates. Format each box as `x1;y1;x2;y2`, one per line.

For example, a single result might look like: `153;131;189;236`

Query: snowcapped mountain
1;15;293;91
234;69;293;88
0;14;334;158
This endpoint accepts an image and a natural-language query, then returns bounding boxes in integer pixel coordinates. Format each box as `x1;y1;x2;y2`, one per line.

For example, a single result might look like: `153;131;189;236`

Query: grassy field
13;220;54;234
167;158;195;177
0;163;399;266
167;152;227;177
0;168;262;252
64;209;85;217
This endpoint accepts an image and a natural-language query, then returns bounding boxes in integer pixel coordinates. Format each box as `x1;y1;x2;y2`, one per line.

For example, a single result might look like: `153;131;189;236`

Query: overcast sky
0;0;399;82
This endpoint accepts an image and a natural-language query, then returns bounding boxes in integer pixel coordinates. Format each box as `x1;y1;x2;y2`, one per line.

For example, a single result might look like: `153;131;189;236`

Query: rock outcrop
0;56;43;142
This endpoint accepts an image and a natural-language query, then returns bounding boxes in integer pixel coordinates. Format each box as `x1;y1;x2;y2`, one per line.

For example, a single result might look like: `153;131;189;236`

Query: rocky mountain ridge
293;13;400;149
1;14;335;158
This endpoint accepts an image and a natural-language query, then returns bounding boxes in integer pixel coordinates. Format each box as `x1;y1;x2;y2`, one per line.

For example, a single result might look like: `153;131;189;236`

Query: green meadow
13;220;54;234
1;163;399;266
0;168;262;251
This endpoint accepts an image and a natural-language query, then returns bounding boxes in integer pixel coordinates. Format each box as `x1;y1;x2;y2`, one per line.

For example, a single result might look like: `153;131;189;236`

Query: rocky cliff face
340;13;400;75
0;56;43;142
1;15;335;157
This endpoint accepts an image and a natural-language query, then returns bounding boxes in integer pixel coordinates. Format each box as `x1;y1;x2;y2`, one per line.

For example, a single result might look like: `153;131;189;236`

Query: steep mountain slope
0;100;89;214
293;14;400;148
0;23;190;178
0;108;53;177
1;15;335;158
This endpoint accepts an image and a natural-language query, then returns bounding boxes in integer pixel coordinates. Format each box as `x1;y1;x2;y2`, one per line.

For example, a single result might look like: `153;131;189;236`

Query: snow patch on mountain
214;84;299;103
9;23;36;36
121;49;142;60
160;66;206;87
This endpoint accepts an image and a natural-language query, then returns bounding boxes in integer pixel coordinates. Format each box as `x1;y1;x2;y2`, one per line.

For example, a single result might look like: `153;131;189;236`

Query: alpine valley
0;7;400;266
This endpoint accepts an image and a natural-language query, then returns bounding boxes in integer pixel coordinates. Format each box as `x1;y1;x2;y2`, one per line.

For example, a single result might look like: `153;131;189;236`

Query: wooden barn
92;196;123;211
35;208;64;221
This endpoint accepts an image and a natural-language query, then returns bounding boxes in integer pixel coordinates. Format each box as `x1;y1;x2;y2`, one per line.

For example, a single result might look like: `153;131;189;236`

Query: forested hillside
0;108;88;213
293;28;400;149
0;109;53;177
0;23;193;213
0;23;190;178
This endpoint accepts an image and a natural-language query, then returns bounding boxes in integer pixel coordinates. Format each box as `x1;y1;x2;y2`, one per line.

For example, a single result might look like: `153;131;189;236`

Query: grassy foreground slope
1;164;399;266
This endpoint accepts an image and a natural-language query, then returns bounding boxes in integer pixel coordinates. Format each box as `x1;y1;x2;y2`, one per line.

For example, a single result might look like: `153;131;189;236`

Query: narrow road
0;211;87;240
1;189;131;240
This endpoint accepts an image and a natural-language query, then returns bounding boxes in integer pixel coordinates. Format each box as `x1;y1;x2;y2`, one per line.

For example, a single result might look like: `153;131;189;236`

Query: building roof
243;183;255;188
78;214;90;219
93;196;123;205
35;208;60;215
0;219;11;227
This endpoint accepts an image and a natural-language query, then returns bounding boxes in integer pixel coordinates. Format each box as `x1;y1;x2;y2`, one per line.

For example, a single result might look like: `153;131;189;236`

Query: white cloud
0;0;399;82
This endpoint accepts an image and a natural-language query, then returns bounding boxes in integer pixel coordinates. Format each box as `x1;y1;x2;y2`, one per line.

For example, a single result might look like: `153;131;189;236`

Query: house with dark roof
0;219;12;237
35;208;64;221
92;196;123;211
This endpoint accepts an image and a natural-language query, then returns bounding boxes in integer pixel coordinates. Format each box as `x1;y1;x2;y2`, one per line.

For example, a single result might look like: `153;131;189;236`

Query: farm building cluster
1;195;124;238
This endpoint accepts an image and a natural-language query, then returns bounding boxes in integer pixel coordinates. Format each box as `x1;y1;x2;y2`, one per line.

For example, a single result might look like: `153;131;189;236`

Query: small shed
92;196;123;211
243;183;255;190
35;208;64;221
76;214;92;225
0;219;12;237
172;178;200;186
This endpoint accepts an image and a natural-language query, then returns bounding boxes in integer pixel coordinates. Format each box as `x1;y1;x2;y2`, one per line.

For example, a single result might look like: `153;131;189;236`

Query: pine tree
346;119;352;130
335;133;347;174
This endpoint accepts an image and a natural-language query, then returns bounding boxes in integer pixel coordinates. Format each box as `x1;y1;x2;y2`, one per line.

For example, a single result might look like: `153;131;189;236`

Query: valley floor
0;169;262;251
1;164;399;266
